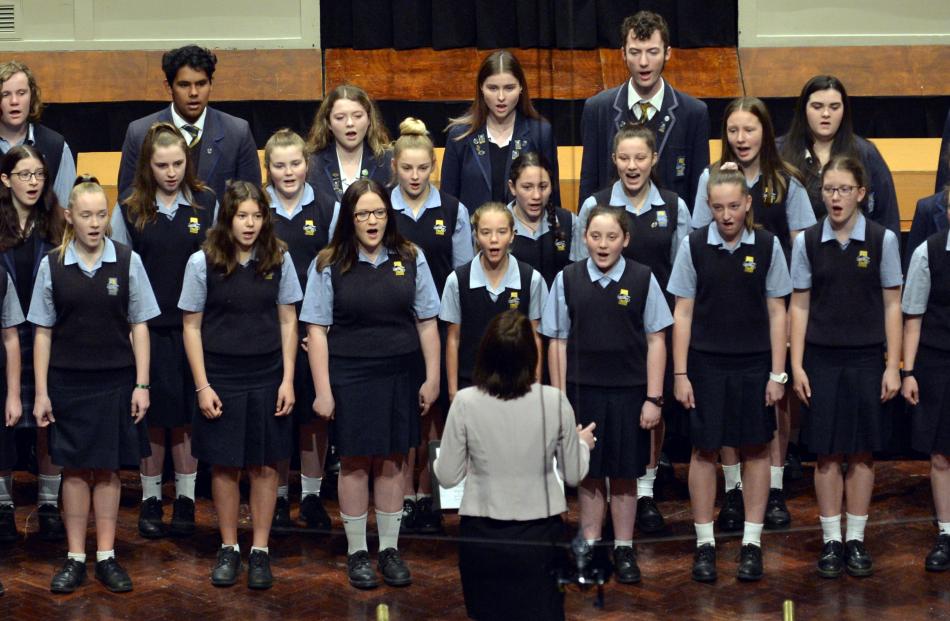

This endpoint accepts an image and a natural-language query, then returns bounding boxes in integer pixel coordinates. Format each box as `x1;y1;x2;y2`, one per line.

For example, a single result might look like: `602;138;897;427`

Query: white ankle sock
276;485;289;500
301;475;322;497
637;467;657;499
770;466;784;490
341;512;368;555
67;552;86;563
694;522;715;547
174;472;196;500
742;522;763;547
845;513;868;542
250;546;269;554
722;464;742;490
820;514;842;543
140;474;162;502
222;543;240;553
38;474;61;506
376;509;402;551
939;521;950;536
96;550;115;563
614;539;633;549
0;474;12;505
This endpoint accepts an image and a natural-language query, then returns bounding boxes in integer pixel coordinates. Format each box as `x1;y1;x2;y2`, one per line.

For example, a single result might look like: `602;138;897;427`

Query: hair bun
399;117;428;137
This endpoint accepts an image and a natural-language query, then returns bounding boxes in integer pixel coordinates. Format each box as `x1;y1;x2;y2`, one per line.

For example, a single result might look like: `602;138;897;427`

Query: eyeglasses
353;208;388;222
12;170;45;181
821;185;857;197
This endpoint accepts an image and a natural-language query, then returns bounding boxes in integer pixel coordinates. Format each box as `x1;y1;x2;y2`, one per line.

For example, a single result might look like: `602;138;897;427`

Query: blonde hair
264;128;310;188
393;117;435;162
472;201;514;230
58;177;109;261
707;165;756;232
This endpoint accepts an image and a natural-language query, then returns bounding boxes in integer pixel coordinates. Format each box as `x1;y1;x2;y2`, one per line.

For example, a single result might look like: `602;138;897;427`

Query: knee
933;454;950;472
691;449;717;464
740;444;769;462
816;455;843;474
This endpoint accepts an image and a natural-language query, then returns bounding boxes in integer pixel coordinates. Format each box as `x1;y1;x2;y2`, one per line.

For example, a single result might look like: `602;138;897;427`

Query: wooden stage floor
0;461;948;620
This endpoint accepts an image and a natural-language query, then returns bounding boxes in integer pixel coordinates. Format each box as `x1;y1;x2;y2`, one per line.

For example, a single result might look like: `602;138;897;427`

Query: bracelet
134;383;150;390
901;369;914;379
196;383;211;393
673;372;688;376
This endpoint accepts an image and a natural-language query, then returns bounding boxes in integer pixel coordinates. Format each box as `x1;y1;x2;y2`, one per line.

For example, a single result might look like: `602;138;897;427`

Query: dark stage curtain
321;0;738;50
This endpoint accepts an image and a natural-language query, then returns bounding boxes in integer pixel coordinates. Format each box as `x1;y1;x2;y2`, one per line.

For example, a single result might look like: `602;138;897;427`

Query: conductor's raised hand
577;422;596;449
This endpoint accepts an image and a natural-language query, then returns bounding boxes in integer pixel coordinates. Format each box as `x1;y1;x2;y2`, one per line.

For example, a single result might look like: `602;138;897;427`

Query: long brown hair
447;50;541;140
306;84;390;159
123;122;209;231
779;75;858;178
719;97;801;206
316;178;416;274
203;181;286;276
0;144;63;250
473;310;537;400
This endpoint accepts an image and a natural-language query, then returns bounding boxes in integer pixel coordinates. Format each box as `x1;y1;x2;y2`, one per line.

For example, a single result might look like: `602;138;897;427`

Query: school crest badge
743;256;757;273
555;239;567;252
303;219;316;237
392;261;406;276
617;288;631;307
507;291;520;310
675;155;686;178
654;210;668;228
106;277;119;296
857;250;870;268
433;219;447;236
188;217;201;235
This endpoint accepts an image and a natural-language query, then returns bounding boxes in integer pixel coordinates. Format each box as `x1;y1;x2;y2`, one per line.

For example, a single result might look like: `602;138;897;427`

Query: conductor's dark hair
620;11;670;48
162;45;217;84
473;310;537;401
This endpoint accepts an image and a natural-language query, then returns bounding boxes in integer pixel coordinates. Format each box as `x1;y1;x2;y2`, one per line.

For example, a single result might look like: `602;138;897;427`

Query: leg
636;420;666;533
689;449;718;582
414;410;445;534
169;426;198;482
737;443;769;582
815;454;846;578
248;465;278;549
271;457;292;534
0;470;14;542
138;427;167;538
61;469;90;555
339;455;376;588
765;398;793;529
926;453;950;571
579;479;606;542
212;466;241;546
609;478;640;584
298;420;331;530
36;428;65;540
168;426;197;536
374;454;412;586
842;452;874;576
91;469;132;593
716;446;744;532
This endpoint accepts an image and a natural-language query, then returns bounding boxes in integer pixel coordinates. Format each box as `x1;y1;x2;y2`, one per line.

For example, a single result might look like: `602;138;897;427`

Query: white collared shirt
627;78;666;122
169;103;207;144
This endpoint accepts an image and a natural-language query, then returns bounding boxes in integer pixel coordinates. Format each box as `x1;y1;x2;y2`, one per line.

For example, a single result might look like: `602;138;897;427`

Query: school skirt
0;373;13;470
330;353;421;458
800;344;890;455
192;352;292;468
291;343;318;425
459;515;565;621
687;349;776;451
147;327;197;429
566;383;649;479
48;366;150;470
13;323;35;428
910;345;950;455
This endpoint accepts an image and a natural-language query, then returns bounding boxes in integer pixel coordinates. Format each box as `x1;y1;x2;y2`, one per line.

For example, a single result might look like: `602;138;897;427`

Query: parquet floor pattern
1;461;948;620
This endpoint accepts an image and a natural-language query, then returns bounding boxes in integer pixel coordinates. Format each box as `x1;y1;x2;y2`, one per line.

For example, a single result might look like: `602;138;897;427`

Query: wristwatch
769;372;789;384
645;395;665;407
901;369;914;379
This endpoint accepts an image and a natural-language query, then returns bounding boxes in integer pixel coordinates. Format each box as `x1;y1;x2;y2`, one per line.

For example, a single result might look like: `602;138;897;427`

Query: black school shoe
716;485;745;533
169;496;196;537
817;540;845;578
347;550;378;589
138;497;166;539
378;548;412;587
844;540;873;577
300;494;332;532
692;543;717;583
400;498;418;534
764;488;791;530
211;546;242;587
737;544;764;581
414;497;443;534
636;497;666;533
38;504;66;541
247;550;274;590
50;558;86;593
271;497;292;537
925;534;950;572
95;557;133;593
612;545;641;584
0;504;16;543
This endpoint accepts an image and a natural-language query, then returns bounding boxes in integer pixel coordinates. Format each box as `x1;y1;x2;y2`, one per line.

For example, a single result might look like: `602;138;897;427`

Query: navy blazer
440;114;560;211
905;190;949;269
306;143;393;201
579;80;709;209
937;109;950;193
118;106;261;200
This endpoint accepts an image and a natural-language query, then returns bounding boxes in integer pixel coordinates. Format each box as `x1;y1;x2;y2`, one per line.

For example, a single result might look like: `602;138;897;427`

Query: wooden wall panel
739;45;950;97
325;47;741;101
6;50;323;103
